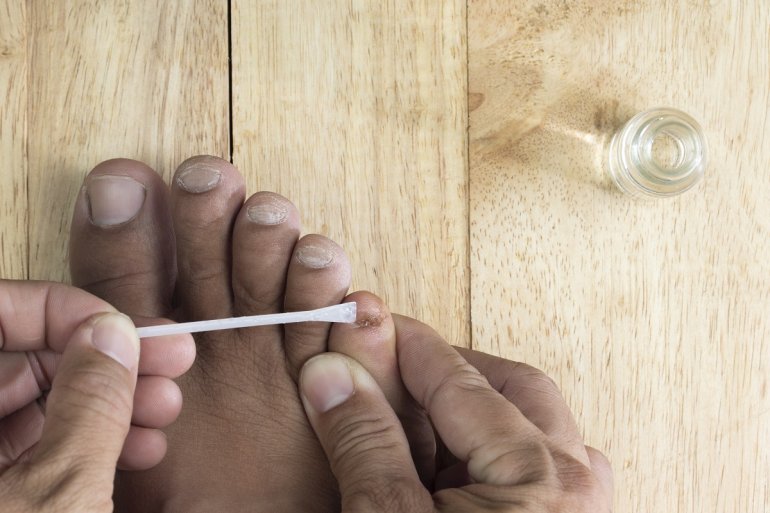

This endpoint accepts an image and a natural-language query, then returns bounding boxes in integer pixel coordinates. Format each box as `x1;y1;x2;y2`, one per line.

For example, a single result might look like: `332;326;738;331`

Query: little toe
231;192;301;316
70;159;175;318
283;234;351;378
171;155;245;320
328;291;436;485
327;291;399;397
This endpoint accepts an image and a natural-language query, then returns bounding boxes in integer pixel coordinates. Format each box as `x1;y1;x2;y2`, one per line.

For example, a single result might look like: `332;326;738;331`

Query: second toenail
86;175;146;227
247;197;289;225
176;164;222;193
296;245;334;268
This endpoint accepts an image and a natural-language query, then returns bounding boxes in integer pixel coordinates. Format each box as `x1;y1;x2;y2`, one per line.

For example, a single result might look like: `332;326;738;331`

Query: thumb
32;312;139;481
299;353;431;513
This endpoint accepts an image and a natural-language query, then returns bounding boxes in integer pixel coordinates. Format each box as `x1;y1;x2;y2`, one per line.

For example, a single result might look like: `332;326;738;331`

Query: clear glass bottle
607;108;708;198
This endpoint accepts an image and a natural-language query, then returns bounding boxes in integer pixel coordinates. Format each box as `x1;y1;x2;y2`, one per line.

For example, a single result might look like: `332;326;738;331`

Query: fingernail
296;245;334;268
301;356;355;413
176;164;221;193
91;313;140;371
247;196;289;225
86;175;146;227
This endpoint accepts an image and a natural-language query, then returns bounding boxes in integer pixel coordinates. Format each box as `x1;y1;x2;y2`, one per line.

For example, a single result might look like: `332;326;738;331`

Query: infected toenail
176;164;222;193
247;197;289;225
355;311;385;328
86;175;146;227
296;245;334;268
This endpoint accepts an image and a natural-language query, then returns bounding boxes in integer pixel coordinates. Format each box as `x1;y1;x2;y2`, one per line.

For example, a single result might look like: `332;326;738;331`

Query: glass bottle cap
608;108;708;198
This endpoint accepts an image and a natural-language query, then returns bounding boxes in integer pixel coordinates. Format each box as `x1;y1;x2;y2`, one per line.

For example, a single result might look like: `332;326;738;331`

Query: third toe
283;234;352;378
231;192;301;316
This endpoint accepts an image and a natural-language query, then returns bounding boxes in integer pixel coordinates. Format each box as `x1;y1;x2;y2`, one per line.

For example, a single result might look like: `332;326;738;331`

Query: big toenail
86;175;146;227
176;164;222;193
247;197;289;225
296;245;334;268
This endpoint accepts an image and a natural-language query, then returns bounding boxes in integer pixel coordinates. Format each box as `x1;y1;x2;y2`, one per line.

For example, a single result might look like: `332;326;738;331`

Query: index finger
0;281;195;377
0;280;115;352
455;346;590;466
393;314;555;486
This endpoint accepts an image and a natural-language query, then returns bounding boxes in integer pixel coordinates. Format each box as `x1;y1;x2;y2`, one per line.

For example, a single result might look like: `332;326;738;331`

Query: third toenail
247;197;289;225
86;175;146;227
296;245;334;268
176;164;222;193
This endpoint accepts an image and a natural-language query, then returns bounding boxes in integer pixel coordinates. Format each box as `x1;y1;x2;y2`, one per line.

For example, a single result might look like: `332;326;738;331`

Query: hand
0;280;194;512
298;314;613;512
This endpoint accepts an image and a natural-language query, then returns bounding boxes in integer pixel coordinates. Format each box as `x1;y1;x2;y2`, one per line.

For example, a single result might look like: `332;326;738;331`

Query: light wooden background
0;1;767;512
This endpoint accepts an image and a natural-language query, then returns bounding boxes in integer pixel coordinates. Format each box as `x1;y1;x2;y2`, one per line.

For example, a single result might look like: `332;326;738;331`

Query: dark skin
63;156;611;512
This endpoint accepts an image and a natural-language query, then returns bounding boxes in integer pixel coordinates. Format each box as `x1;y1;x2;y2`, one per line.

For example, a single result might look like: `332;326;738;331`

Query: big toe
70;159;175;318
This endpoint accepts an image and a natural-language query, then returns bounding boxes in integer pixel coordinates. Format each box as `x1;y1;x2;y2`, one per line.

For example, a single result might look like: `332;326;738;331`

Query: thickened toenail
247;197;289;225
86;175;146;227
296;245;334;268
176;164;222;193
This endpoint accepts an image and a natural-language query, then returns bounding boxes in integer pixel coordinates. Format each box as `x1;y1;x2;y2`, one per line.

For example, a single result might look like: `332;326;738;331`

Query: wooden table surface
1;1;768;511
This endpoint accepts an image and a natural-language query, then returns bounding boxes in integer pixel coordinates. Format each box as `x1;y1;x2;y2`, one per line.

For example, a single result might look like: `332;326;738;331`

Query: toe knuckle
232;283;279;312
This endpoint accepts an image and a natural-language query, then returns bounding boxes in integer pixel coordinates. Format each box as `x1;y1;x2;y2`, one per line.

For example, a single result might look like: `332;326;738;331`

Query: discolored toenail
86;175;146;227
296;245;334;269
354;311;386;329
176;163;222;193
247;196;289;225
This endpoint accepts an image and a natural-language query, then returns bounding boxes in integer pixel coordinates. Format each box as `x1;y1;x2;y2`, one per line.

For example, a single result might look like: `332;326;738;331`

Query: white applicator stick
136;302;357;338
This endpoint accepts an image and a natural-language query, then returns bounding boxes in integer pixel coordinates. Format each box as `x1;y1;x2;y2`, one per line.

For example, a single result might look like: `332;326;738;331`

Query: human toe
283;234;351;378
231;192;301;316
170;155;245;321
70;159;175;318
329;291;436;485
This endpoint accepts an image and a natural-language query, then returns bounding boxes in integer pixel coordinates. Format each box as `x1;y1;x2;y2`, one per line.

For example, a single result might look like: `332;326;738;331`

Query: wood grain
25;0;229;282
231;0;469;345
0;0;27;279
469;1;769;512
2;0;767;510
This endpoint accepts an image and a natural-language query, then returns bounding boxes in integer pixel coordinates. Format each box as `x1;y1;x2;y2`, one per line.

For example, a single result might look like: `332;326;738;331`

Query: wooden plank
0;0;27;279
26;0;229;282
232;1;469;344
469;1;769;512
